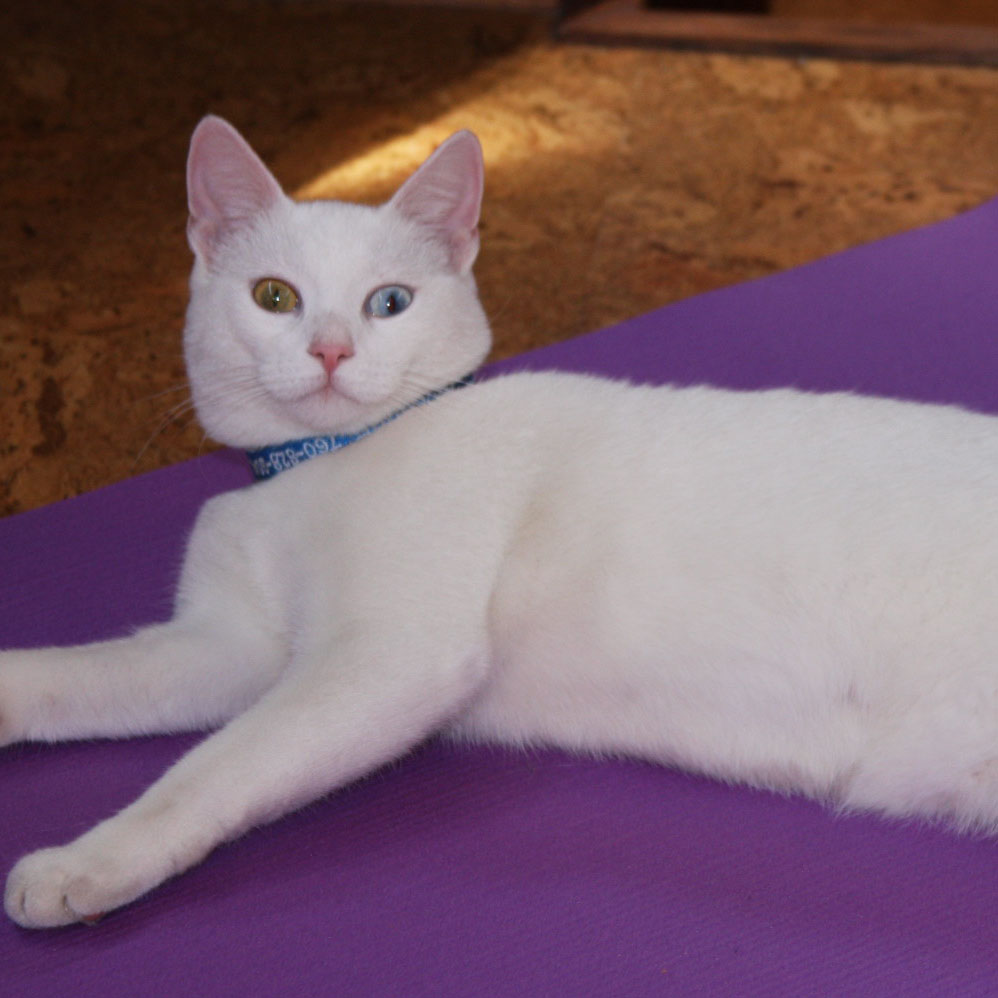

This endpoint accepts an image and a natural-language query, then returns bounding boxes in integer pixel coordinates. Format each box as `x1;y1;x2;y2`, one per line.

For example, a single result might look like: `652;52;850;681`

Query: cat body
248;371;998;807
4;118;998;929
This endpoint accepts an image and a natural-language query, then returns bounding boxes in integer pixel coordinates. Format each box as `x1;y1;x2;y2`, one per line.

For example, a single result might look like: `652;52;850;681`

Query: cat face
183;117;492;448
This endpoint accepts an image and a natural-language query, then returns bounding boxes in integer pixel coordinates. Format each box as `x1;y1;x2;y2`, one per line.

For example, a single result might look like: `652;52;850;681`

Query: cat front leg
0;615;287;747
0;488;291;747
5;627;488;928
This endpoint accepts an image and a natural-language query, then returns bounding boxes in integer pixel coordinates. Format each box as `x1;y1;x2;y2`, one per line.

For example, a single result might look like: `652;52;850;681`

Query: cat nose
309;340;354;375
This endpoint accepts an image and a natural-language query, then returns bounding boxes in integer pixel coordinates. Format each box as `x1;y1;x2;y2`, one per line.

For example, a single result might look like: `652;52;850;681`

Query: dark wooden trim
557;0;998;65
646;0;770;11
341;0;561;11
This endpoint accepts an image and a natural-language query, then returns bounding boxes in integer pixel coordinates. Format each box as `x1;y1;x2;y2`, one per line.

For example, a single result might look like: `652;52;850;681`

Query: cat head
183;116;491;448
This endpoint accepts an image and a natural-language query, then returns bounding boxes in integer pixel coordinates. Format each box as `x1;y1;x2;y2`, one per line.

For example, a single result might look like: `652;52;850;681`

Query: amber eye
252;278;300;313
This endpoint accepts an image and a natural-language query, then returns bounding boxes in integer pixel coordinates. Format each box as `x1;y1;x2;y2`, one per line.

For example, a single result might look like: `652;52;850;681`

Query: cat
5;115;998;930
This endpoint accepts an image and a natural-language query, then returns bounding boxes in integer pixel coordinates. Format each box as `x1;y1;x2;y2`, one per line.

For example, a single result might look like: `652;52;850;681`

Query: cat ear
186;116;286;260
389;131;484;274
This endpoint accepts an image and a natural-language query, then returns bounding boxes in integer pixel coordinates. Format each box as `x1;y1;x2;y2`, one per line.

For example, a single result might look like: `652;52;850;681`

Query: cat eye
252;278;300;313
365;285;413;318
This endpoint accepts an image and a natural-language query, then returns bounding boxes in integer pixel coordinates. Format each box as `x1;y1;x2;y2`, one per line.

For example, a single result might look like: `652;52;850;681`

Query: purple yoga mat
4;197;998;995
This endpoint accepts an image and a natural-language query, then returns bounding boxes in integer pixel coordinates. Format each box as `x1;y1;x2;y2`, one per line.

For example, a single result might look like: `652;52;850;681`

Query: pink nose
309;341;354;375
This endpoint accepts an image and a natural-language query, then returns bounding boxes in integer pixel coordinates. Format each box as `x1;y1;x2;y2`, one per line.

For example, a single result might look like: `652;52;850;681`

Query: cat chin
283;384;392;437
192;384;369;447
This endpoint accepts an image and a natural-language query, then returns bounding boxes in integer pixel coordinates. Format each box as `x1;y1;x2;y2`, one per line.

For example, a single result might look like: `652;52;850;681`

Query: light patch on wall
293;90;627;204
295;124;462;202
292;39;633;206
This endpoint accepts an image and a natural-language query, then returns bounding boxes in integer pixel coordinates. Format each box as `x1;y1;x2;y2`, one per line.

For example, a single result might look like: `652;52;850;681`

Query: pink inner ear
390;131;484;273
186;116;285;259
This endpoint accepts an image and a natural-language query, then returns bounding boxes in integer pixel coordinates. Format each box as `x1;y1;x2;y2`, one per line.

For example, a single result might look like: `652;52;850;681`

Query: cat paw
5;846;136;929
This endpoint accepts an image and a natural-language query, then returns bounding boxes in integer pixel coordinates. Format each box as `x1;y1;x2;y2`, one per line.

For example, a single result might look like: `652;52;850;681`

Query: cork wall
2;0;997;515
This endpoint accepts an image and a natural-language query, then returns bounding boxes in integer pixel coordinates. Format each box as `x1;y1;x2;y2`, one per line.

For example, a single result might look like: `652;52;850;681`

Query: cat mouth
283;374;391;428
314;375;368;406
290;380;352;412
284;370;352;403
267;361;400;426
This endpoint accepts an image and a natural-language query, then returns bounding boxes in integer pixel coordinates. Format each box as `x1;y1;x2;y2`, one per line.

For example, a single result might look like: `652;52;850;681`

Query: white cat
4;116;998;929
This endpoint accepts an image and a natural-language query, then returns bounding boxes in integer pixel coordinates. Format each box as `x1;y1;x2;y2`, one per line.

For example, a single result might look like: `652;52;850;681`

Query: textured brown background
2;0;997;517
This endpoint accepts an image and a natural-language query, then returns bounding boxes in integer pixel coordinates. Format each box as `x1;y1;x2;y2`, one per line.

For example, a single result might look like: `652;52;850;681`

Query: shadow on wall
0;1;544;517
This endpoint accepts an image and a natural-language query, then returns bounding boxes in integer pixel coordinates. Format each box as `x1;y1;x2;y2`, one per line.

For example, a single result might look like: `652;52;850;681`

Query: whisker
132;397;198;470
161;395;196;420
136;382;191;404
141;362;472;461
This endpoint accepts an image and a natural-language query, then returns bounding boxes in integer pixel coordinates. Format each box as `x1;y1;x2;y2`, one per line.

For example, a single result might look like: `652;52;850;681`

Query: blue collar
246;373;475;481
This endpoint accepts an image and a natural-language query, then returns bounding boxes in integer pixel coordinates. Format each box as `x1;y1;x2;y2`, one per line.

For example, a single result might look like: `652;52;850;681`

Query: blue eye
366;285;413;318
